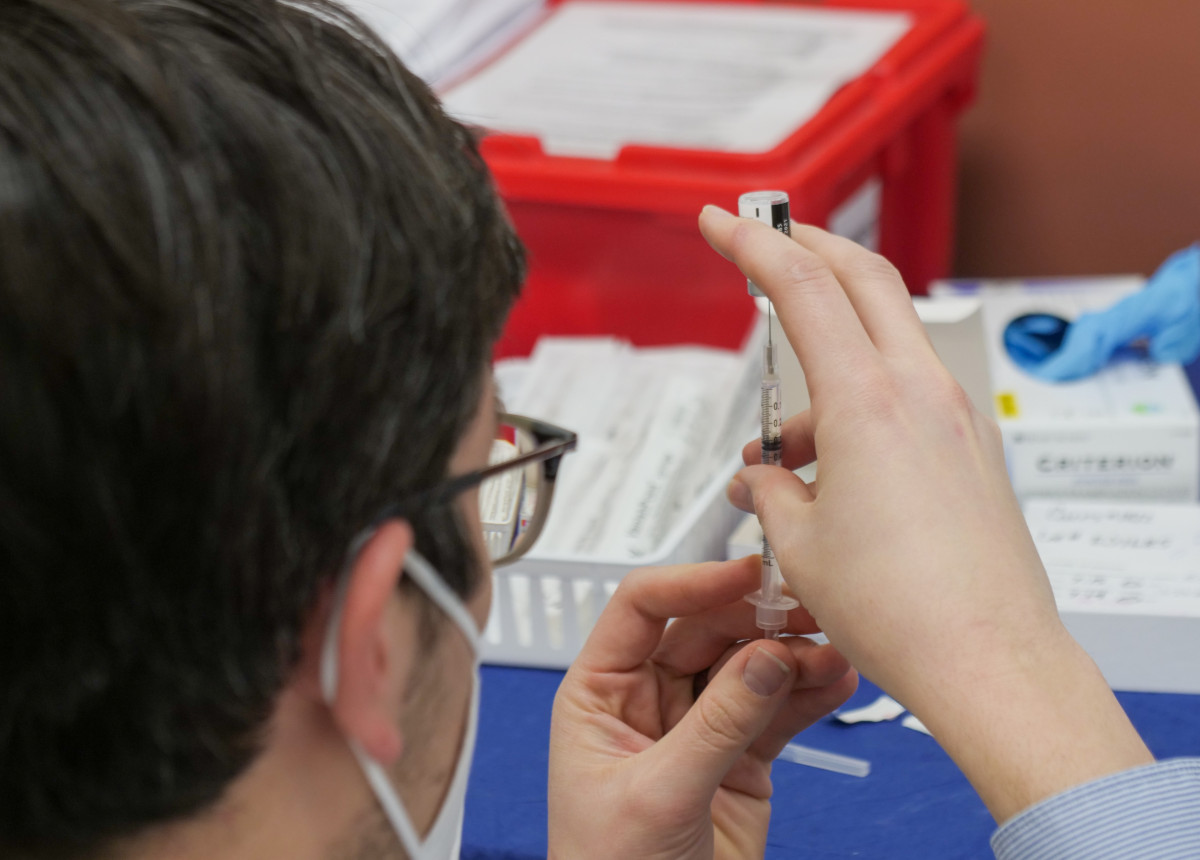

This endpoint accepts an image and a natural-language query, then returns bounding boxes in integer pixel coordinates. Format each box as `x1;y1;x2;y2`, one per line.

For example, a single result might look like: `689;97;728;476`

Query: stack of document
340;1;914;151
339;0;544;88
443;0;913;157
496;334;760;561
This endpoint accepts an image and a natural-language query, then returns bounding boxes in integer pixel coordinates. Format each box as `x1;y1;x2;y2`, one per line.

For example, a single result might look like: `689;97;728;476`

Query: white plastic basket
481;457;744;668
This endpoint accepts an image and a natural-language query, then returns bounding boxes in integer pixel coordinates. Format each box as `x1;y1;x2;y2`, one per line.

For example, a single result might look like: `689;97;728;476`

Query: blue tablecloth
464;666;1200;859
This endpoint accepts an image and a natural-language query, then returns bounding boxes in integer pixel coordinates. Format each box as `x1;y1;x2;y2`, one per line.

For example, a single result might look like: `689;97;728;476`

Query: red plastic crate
475;0;985;357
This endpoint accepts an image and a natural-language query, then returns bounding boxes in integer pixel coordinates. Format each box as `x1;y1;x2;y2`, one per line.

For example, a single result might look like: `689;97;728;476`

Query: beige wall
955;1;1200;279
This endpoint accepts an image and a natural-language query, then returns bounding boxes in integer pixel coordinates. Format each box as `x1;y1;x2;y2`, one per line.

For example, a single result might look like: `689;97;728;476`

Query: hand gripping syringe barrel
738;190;800;640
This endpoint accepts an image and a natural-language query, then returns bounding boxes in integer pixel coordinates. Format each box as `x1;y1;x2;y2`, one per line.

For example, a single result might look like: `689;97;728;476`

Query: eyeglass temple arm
395;435;576;514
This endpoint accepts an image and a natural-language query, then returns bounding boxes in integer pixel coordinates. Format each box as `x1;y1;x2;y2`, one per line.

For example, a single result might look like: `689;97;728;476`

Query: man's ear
318;519;415;765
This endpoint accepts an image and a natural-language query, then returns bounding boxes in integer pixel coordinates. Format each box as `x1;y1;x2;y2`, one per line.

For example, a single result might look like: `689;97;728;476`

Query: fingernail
743;647;790;697
701;203;735;220
726;477;752;512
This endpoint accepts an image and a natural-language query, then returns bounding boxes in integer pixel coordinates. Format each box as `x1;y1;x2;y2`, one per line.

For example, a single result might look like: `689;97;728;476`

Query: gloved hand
1031;244;1200;382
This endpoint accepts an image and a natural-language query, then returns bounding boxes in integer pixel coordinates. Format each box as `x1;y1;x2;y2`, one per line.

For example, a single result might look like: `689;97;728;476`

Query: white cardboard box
1025;499;1200;694
935;277;1200;503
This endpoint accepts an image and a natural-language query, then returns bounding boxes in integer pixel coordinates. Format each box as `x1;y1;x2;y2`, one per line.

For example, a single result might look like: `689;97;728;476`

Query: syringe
738;190;800;640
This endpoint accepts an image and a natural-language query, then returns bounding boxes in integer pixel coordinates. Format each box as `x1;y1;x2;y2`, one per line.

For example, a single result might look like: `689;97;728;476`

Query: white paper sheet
443;1;912;157
901;714;932;736
833;694;906;725
340;0;544;87
1025;500;1200;617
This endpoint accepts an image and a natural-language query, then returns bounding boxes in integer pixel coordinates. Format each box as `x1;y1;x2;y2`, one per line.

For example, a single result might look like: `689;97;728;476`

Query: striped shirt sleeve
991;758;1200;860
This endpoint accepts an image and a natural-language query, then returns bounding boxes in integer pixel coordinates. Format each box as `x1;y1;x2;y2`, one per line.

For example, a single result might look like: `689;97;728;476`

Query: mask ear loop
320;532;482;857
320;534;482;701
401;549;484;655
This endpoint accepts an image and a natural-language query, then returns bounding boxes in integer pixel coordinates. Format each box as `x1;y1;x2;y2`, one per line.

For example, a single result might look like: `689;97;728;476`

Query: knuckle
842;250;903;286
728;218;761;258
843;366;901;423
695;690;753;751
777;251;837;295
921;374;1007;449
747;468;806;527
897;362;973;417
976;411;1004;447
622;566;652;589
931;375;975;417
611;566;652;608
751;487;775;525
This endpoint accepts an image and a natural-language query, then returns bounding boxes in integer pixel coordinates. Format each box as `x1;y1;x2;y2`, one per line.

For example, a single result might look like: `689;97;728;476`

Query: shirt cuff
991;758;1200;860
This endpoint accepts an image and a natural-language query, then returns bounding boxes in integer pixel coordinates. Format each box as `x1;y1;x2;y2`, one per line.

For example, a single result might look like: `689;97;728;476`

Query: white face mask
320;542;481;860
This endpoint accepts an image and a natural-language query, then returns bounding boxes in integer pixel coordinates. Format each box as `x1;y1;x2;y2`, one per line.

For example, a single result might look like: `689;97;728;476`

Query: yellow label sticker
996;392;1020;418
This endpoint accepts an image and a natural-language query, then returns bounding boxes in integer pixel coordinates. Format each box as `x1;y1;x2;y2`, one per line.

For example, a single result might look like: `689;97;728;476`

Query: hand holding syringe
738;191;800;639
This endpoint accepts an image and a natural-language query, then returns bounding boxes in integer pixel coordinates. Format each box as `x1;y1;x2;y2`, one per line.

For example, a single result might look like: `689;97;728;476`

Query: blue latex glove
1030;244;1200;382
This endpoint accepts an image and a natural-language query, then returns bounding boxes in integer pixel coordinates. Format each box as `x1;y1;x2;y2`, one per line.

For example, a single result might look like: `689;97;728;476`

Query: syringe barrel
746;541;800;631
737;190;791;297
761;537;781;599
757;543;788;632
761;347;782;468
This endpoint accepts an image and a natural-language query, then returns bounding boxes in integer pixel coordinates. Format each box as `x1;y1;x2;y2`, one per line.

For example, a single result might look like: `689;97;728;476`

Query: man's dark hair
0;0;523;856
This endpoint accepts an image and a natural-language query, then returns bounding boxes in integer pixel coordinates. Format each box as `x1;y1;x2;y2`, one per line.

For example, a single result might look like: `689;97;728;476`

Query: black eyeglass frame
377;413;578;566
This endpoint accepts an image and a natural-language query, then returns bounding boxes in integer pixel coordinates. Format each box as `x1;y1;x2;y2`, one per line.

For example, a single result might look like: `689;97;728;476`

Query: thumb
650;642;796;810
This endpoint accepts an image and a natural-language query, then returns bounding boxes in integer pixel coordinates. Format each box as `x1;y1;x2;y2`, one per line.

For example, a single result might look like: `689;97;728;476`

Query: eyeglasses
388;414;577;567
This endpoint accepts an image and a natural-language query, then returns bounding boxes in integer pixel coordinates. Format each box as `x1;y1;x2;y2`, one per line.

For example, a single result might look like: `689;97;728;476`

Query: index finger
699;205;876;394
574;555;761;675
789;223;934;357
